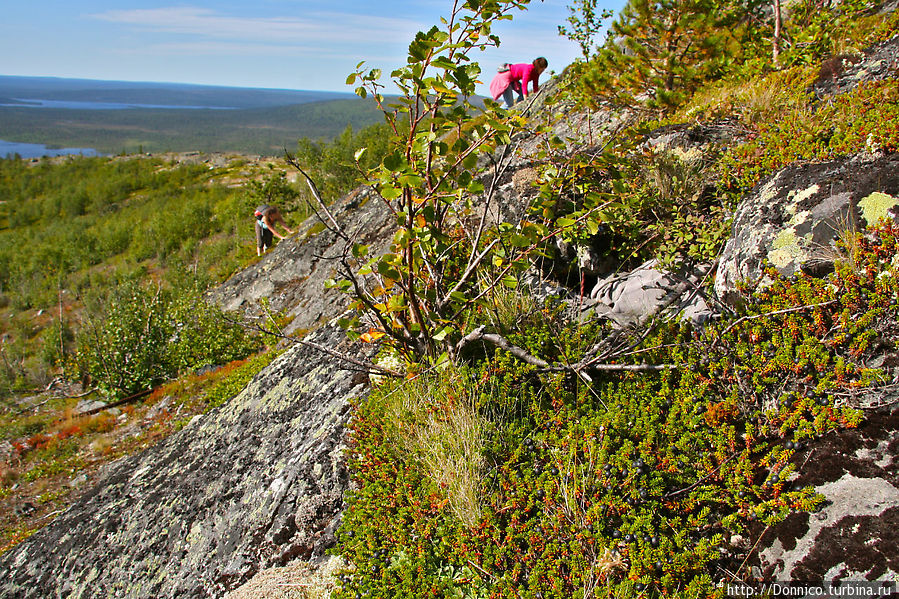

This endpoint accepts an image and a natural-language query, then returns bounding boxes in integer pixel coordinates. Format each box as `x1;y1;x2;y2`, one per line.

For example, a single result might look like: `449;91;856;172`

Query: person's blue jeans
502;82;524;108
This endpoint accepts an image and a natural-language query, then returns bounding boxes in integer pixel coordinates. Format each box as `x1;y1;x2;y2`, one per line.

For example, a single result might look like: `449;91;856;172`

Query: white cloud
123;40;317;57
129;40;396;63
92;6;418;45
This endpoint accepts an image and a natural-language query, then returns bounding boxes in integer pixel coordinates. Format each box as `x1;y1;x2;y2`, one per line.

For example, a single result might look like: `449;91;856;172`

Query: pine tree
580;0;739;110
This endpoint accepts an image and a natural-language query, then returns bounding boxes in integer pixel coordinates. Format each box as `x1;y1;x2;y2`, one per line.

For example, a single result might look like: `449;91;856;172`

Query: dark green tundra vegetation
1;0;898;595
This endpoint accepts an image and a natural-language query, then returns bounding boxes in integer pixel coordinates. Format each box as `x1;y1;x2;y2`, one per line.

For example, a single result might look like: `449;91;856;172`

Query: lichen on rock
0;324;372;598
858;191;899;226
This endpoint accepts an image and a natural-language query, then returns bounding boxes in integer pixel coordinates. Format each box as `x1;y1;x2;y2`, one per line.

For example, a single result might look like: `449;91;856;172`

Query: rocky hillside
1;10;898;599
0;323;368;597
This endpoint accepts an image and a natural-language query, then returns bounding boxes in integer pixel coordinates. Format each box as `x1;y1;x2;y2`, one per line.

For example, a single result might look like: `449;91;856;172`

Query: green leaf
394;228;411;247
354;147;368;161
399;174;424;187
432;57;456;70
380;185;402;201
383;152;406;172
387;294;406;313
509;233;531;248
467;181;485;194
326;278;352;291
432;326;452;342
377;261;401;281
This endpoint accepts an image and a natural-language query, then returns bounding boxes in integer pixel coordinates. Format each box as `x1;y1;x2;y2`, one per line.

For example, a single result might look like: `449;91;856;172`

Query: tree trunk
772;0;782;65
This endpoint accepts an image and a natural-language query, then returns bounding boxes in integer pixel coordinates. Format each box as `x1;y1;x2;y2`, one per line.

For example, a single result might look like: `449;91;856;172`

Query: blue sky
0;0;625;94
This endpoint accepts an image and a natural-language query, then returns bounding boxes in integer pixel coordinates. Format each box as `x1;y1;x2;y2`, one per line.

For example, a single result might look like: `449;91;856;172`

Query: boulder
209;187;394;337
715;153;899;305
0;323;371;598
583;259;714;326
747;405;899;582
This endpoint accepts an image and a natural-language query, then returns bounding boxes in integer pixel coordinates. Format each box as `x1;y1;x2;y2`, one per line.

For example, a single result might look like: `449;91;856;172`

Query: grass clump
376;369;490;529
203;350;283;411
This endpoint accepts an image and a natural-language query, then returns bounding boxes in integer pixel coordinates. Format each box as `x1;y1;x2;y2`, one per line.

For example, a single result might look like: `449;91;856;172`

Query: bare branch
438;239;500;311
284;152;350;243
232;315;402;379
455;325;549;367
455;326;676;373
583;363;676;372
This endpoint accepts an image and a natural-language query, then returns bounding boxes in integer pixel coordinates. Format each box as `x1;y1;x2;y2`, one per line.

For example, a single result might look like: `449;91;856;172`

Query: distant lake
0;139;100;159
1;98;236;110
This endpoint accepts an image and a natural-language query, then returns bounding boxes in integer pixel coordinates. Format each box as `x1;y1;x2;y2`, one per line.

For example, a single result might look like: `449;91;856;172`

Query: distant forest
0;77;387;156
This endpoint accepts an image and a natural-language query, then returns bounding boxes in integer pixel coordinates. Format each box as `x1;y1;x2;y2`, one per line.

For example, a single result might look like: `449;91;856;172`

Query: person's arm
274;211;295;236
519;64;535;97
263;214;293;239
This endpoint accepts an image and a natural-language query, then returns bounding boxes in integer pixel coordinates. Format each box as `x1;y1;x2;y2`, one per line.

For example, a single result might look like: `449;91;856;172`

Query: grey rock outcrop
748;405;899;582
715;153;899;305
0;324;370;598
581;259;714;326
210;187;394;336
810;35;899;100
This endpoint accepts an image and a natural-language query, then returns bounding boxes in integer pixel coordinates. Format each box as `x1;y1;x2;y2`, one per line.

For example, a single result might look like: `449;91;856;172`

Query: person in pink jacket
490;57;548;108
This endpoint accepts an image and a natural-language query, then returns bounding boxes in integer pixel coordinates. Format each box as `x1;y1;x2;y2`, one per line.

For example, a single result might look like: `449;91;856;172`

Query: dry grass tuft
224;556;345;599
381;370;489;528
680;67;817;126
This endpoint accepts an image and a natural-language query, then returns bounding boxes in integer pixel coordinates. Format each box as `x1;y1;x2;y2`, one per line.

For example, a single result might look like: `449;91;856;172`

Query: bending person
254;204;294;256
490;57;548;108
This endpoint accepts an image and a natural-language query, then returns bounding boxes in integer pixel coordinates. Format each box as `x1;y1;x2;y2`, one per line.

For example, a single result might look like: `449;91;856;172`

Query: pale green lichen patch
784;183;820;218
758;178;780;204
186;521;205;548
791;183;820;206
858;192;899;226
769;229;807;268
789;209;811;226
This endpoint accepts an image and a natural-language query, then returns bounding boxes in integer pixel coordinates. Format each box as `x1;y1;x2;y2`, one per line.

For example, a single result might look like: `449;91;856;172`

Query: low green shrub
721;77;899;192
533;135;730;270
203;350;282;411
334;221;899;598
74;276;260;399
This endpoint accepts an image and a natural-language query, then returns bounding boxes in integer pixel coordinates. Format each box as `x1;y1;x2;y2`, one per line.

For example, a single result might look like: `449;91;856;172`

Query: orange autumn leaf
360;329;387;343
